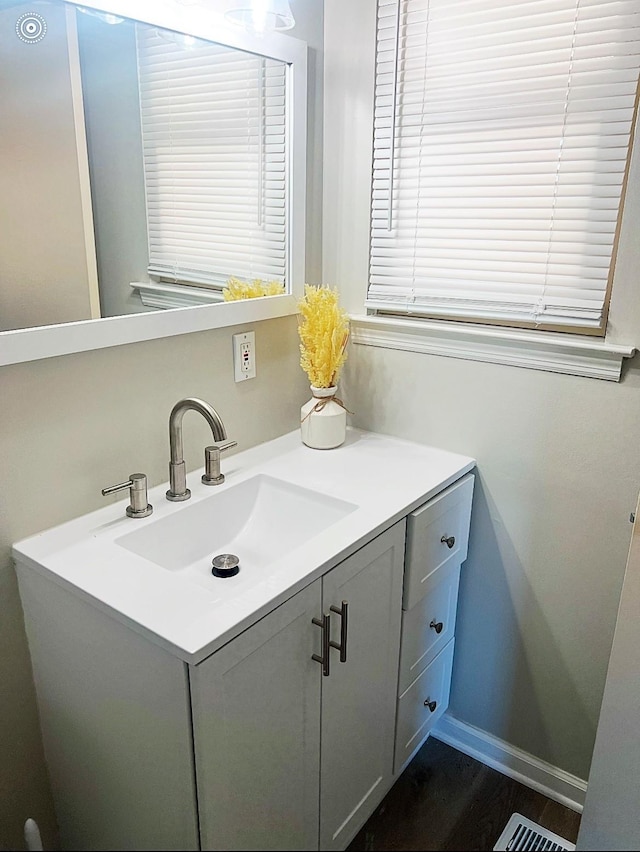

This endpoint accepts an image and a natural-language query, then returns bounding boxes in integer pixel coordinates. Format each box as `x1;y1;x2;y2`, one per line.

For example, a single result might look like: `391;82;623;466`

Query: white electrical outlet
233;331;256;381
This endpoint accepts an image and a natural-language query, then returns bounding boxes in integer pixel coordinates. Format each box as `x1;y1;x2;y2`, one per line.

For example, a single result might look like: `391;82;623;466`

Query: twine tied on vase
300;389;353;424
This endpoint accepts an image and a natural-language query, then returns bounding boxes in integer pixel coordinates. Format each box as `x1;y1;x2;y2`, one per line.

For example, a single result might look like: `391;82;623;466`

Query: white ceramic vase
300;385;346;449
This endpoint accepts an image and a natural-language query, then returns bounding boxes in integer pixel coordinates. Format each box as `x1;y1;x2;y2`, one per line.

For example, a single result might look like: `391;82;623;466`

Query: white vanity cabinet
14;431;476;852
191;522;405;852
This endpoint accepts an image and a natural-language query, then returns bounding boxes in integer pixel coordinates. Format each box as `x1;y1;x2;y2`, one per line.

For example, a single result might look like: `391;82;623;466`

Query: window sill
133;281;224;309
350;315;636;381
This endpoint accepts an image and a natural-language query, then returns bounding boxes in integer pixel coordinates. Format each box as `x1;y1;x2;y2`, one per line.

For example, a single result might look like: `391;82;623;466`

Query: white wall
0;1;96;331
324;0;640;782
0;2;323;848
77;11;151;318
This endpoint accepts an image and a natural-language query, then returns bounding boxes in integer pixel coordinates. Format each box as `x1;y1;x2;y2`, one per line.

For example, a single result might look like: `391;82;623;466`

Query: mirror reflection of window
0;0;290;334
78;12;289;312
137;27;288;300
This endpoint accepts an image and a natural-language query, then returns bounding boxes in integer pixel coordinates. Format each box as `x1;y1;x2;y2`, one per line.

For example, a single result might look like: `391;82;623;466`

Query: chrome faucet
166;397;236;501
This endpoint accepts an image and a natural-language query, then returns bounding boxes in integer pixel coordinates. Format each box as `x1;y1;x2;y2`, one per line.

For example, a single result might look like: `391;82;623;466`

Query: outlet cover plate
233;331;256;381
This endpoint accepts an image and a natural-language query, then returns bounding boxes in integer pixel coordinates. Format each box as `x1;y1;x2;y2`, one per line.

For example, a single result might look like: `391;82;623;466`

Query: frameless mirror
0;0;307;364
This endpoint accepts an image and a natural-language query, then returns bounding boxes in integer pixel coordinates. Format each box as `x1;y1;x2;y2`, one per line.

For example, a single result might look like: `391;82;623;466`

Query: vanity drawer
398;561;460;695
394;639;454;775
403;473;474;611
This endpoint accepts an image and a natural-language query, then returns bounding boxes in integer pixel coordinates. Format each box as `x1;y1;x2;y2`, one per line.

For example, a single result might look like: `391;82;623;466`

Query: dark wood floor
348;738;581;852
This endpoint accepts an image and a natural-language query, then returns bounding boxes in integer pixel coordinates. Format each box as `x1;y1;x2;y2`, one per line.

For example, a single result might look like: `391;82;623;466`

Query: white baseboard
432;713;587;814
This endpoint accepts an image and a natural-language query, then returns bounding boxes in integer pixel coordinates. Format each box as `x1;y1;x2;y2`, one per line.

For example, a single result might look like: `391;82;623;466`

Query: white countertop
13;429;475;664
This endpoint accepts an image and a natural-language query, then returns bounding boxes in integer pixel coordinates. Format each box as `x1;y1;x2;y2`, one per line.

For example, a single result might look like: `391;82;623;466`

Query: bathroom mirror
0;0;307;365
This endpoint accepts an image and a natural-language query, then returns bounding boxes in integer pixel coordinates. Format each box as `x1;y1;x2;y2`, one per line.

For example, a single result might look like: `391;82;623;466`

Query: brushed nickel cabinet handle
429;619;444;634
424;699;437;713
312;613;331;677
441;535;456;549
329;600;349;663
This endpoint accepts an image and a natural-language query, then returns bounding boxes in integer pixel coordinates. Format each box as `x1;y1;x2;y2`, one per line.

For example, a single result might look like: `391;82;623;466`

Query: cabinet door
320;522;405;851
191;580;322;852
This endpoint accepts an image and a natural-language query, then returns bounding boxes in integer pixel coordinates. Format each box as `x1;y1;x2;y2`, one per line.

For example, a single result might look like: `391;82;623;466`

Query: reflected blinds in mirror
368;0;640;333
137;28;287;291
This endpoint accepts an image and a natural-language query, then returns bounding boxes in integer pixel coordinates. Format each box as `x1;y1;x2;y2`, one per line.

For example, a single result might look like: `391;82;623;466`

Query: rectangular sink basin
115;474;358;594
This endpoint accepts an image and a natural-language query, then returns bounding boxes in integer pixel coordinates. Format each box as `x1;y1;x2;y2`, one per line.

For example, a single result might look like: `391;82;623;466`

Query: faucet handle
102;473;153;518
202;441;238;486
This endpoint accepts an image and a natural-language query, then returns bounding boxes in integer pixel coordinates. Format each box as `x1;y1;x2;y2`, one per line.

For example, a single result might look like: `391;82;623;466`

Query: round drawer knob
441;535;455;549
429;619;444;634
424;699;437;713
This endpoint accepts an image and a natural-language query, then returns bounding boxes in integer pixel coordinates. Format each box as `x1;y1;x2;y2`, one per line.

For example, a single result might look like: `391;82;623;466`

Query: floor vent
493;813;576;851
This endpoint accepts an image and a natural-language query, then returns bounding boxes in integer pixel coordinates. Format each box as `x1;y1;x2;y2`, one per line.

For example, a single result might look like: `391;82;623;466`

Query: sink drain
211;553;240;578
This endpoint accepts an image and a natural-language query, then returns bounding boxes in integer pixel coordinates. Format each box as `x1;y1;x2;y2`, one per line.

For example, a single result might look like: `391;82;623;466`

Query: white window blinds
369;0;640;332
137;28;288;290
